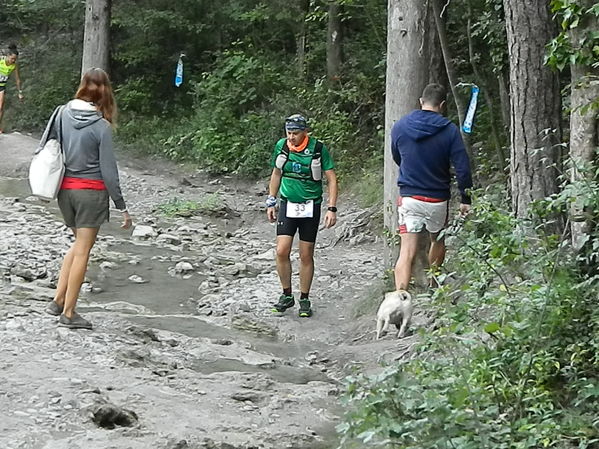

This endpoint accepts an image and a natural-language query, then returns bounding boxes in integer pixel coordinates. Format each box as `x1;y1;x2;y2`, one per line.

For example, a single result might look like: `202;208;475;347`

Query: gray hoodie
38;99;126;210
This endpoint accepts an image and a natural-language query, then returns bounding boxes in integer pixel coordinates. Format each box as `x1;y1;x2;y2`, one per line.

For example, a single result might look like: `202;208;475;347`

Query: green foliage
157;194;222;217
444;0;510;169
338;184;599;448
0;0;83;131
546;0;599;70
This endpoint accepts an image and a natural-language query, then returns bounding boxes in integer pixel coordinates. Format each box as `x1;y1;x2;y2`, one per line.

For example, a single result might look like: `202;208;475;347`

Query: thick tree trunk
384;0;435;267
327;3;342;81
568;5;599;250
503;0;561;218
81;0;111;75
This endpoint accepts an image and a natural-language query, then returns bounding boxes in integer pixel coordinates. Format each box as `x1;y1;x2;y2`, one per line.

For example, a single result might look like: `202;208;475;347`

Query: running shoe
298;299;313;318
272;294;295;313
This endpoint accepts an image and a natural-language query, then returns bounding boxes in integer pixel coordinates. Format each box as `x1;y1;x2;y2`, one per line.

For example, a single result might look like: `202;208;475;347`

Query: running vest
0;59;15;86
274;140;323;182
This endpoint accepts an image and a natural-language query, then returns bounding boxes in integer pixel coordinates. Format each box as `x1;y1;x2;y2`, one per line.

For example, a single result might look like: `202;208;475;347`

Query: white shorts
398;196;449;234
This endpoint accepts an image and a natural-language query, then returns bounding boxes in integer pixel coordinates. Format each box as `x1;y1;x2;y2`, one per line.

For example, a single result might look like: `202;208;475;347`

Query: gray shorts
57;189;109;228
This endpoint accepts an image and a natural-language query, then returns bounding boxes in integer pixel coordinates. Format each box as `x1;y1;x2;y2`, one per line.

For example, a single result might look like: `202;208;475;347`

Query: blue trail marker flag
462;84;479;134
175;56;183;87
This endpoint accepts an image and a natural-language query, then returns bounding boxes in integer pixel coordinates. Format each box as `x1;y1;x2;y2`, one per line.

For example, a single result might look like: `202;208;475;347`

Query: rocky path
0;133;417;449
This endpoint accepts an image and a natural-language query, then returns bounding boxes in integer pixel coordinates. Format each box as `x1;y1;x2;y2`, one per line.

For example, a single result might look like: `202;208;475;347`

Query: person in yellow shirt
0;44;24;133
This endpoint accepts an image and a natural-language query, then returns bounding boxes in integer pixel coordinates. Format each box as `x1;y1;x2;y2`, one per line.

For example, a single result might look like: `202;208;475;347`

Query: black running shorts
276;199;321;243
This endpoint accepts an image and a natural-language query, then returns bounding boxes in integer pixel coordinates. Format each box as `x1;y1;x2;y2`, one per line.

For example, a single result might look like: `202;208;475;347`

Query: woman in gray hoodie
45;68;132;329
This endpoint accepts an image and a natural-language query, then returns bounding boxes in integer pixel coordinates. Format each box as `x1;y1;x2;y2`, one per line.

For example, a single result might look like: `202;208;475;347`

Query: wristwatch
327;206;337;213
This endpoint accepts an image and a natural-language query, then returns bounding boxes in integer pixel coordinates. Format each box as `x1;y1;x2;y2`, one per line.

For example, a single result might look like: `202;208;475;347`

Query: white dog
376;290;413;339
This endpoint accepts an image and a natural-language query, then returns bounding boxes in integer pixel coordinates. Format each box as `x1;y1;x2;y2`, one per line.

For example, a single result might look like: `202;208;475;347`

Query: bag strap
56;105;65;149
313;140;323;158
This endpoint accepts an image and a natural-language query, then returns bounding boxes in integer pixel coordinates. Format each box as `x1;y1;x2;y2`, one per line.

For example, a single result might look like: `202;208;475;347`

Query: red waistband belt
398;195;447;205
408;195;446;203
61;177;107;190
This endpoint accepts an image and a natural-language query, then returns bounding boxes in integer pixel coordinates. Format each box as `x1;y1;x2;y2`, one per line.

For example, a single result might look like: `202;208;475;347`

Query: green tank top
0;58;16;86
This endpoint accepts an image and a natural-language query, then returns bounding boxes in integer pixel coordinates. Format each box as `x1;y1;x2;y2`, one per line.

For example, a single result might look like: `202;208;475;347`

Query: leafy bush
338;184;599;449
157;193;222;217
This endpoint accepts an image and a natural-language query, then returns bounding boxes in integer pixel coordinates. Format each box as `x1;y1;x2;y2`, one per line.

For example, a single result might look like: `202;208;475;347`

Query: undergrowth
157;194;221;217
338;180;599;449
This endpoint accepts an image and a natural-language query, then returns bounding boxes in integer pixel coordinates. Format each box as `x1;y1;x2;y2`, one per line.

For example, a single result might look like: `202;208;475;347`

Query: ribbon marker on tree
174;54;184;87
462;84;479;134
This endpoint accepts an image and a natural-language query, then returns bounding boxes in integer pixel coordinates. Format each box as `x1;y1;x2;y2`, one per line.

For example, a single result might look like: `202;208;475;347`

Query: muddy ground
0;132;421;449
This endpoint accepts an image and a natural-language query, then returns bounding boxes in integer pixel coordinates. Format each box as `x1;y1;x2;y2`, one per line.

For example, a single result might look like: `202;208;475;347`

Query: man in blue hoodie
391;83;472;291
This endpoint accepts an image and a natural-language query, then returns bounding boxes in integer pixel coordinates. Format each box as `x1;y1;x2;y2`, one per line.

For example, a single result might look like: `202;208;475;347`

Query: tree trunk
296;0;310;77
81;0;111;75
568;5;599;250
497;71;510;134
384;0;435;267
431;0;474;167
466;7;505;166
431;0;465;128
327;2;342;81
503;0;561;218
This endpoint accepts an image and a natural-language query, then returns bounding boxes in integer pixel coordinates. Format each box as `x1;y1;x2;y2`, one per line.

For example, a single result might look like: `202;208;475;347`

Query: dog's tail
397;290;412;301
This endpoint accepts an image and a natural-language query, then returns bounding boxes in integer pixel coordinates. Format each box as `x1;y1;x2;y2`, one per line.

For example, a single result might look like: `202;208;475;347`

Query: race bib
286;200;314;218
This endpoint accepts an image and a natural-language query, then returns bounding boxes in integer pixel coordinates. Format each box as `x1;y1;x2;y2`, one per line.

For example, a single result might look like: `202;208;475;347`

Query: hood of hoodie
401;109;451;141
64;99;104;129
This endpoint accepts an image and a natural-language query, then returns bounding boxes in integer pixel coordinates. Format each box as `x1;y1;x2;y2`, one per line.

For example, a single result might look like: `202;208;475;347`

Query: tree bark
327;2;342;81
466;9;505;166
503;0;561;218
568;5;599;250
431;0;474;167
497;71;510;134
296;0;310;78
431;0;465;128
81;0;111;75
384;0;435;266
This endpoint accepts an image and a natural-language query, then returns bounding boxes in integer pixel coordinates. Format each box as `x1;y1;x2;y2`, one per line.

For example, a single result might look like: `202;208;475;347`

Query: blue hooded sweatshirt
391;109;472;204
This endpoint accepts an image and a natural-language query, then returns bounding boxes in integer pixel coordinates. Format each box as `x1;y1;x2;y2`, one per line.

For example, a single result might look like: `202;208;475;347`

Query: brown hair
75;68;117;124
421;83;447;107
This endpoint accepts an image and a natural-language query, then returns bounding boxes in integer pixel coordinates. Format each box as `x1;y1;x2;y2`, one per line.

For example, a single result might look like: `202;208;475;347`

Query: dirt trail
0;133;416;449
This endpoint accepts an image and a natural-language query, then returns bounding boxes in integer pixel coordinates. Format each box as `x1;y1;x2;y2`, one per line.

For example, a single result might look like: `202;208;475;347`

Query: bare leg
62;227;99;318
394;232;419;290
429;232;446;268
53;228;78;306
298;240;315;294
275;235;294;291
0;91;5;131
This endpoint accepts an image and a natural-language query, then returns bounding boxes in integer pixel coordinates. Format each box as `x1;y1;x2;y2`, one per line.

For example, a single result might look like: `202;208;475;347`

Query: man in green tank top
265;114;338;317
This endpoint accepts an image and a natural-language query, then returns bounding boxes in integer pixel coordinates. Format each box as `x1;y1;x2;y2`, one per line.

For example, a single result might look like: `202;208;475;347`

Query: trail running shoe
272;294;295;313
46;301;64;316
58;312;93;330
298;299;313;318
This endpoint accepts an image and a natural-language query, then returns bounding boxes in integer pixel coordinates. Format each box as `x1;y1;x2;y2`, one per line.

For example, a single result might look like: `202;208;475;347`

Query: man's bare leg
394;232;420;290
275;235;294;291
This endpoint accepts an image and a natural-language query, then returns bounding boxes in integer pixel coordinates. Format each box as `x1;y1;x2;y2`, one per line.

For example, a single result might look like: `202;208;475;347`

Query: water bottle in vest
275;153;287;170
310;156;322;181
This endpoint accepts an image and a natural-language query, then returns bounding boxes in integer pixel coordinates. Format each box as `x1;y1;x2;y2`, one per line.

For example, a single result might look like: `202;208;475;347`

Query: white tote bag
29;106;65;201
